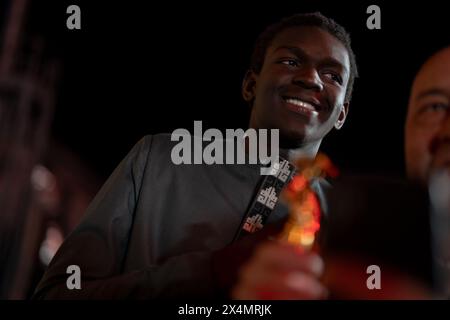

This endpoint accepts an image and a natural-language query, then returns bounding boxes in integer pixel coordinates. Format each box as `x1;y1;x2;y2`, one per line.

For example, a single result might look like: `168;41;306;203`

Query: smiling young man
33;12;358;299
244;23;353;155
224;16;356;299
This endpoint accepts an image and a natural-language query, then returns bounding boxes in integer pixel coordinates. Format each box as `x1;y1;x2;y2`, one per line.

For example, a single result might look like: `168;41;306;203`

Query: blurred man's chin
278;130;306;149
429;163;450;178
428;156;450;176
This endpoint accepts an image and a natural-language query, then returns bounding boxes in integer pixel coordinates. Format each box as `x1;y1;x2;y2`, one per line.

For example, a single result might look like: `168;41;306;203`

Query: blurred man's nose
437;111;450;139
430;112;450;155
292;67;324;91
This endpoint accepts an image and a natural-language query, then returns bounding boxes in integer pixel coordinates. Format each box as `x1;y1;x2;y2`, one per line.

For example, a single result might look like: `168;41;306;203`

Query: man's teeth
285;98;315;111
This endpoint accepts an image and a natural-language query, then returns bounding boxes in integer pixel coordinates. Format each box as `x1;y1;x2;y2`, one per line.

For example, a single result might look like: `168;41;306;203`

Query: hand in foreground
231;241;327;300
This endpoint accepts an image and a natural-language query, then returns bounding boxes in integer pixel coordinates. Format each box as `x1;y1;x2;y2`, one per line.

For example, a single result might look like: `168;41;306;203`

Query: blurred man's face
244;26;350;149
405;47;450;184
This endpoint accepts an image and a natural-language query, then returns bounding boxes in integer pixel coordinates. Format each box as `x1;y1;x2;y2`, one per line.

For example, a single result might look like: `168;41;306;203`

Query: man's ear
242;70;257;104
334;102;349;130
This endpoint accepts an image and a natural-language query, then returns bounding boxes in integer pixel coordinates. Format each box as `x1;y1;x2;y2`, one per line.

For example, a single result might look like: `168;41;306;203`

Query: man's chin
278;131;307;149
429;164;450;177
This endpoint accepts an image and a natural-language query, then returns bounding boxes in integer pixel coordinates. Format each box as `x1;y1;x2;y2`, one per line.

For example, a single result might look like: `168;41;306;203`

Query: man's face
405;48;450;184
244;26;350;148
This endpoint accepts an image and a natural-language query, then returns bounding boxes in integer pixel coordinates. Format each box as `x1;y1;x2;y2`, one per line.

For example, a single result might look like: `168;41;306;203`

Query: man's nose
292;67;324;91
436;112;450;139
431;113;450;154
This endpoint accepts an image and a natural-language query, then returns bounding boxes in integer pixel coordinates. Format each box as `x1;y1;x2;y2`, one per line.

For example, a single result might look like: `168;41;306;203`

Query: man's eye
323;72;342;85
279;59;299;67
416;102;449;125
425;102;448;112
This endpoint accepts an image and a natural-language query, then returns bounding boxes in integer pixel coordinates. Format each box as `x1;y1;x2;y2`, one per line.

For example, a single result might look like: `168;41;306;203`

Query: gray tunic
33;134;327;299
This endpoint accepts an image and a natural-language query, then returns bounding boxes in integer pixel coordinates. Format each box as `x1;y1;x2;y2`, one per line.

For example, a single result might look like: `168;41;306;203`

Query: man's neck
243;124;322;163
280;140;321;163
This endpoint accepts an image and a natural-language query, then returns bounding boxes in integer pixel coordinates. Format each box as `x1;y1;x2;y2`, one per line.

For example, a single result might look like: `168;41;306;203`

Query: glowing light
300;233;315;247
280;153;338;250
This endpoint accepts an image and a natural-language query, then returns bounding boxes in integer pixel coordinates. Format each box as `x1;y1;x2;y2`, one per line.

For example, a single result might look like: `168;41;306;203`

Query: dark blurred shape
320;174;434;298
0;0;100;299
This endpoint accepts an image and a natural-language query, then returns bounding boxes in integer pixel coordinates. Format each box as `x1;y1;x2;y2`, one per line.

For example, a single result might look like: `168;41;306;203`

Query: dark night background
8;0;450;180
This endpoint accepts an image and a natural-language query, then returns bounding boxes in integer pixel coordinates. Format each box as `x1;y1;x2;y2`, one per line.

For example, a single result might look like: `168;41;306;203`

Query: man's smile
282;95;320;118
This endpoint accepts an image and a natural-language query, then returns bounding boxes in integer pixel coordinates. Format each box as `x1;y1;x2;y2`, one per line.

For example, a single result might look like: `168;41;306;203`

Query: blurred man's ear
242;70;257;105
334;102;349;130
